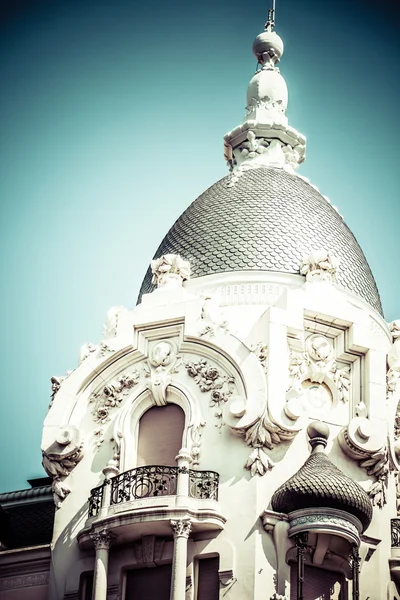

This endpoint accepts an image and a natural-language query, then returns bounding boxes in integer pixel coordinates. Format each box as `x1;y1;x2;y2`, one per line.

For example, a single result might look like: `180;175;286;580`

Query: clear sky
0;0;399;492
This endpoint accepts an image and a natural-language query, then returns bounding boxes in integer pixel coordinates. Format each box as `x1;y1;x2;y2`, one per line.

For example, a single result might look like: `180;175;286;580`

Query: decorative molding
90;370;140;423
90;529;115;550
134;535;165;565
245;96;285;116
288;508;361;546
80;341;115;363
189;421;206;466
387;320;400;394
252;342;268;372
170;518;192;539
145;341;182;406
42;425;84;507
0;573;49;591
300;249;340;283
185;359;235;428
102;305;126;340
360;448;389;508
151;254;190;288
286;334;351;420
49;375;66;409
199;295;229;338
241;417;296;476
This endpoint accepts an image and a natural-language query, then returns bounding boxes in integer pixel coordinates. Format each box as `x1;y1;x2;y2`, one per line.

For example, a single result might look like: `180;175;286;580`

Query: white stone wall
42;270;399;599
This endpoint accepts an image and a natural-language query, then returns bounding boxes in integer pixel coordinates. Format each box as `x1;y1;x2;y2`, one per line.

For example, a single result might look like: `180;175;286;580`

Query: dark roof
138;167;382;315
0;481;54;550
271;452;373;531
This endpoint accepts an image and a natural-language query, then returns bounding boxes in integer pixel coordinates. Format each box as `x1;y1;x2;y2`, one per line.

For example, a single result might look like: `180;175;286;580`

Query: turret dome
138;167;382;315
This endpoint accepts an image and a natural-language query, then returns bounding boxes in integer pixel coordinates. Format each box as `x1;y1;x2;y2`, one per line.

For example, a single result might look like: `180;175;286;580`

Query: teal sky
0;0;399;492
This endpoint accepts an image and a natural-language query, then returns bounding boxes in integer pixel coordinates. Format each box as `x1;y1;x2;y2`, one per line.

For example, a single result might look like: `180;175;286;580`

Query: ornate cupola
271;422;373;535
223;19;306;174
270;422;373;598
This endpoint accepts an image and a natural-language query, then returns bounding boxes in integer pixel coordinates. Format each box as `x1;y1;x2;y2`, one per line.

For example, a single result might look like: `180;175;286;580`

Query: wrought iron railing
88;484;104;518
189;470;219;501
111;465;178;505
88;466;220;517
391;519;400;547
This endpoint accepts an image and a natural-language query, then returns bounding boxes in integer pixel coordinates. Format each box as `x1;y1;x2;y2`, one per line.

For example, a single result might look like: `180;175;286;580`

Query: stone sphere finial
252;31;284;65
307;421;330;450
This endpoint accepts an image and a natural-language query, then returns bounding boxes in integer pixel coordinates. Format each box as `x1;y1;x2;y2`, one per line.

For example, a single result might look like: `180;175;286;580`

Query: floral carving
185;359;235;428
80;341;115;363
190;421;206;466
151;254;190;288
300;250;340;283
90;529;115;550
90;371;140;423
245;96;285;116
199;295;229;338
102;306;125;340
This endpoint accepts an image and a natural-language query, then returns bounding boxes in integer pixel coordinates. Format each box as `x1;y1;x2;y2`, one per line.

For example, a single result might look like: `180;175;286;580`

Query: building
1;8;400;600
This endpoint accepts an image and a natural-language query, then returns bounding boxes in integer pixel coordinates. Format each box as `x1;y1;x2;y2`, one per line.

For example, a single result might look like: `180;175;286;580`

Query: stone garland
242;417;296;477
185;359;235;428
90;370;141;424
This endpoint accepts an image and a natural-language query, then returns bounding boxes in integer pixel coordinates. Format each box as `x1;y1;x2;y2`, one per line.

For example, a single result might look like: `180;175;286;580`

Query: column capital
170;518;192;539
90;528;115;550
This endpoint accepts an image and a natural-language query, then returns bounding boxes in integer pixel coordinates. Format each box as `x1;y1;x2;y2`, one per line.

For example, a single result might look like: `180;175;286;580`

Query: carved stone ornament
245;96;285;116
170;518;192;538
90;528;116;550
42;425;84;507
199;295;229;338
102;306;126;340
387;320;400;394
79;341;115;364
49;375;66;409
185;359;235;428
300;249;340;283
151;254;190;288
338;419;389;508
90;370;141;424
252;342;268;372
241;416;296;476
145;341;182;406
286;335;351;420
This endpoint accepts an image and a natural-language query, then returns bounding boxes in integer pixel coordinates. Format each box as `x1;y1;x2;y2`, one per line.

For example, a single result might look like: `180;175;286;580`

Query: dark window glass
125;564;172;600
197;556;220;600
290;564;344;599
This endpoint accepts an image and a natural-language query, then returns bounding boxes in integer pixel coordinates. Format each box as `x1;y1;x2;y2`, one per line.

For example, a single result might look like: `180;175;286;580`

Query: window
197;556;220;600
290;564;344;599
137;404;185;466
125;564;172;600
79;571;93;600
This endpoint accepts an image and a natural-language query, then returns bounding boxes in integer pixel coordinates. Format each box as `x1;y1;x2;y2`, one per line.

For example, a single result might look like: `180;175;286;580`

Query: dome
138;167;382;315
271;450;373;532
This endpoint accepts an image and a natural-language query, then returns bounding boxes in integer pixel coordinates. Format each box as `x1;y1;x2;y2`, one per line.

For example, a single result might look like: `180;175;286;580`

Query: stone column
90;529;115;600
170;518;192;600
176;449;191;506
350;545;360;600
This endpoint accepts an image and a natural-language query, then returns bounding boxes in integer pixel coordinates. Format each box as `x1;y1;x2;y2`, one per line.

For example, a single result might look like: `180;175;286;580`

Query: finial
265;0;276;32
307;421;330;452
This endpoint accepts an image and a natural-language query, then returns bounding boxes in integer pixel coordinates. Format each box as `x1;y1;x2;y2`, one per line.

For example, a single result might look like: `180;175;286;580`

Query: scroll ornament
387;321;400;394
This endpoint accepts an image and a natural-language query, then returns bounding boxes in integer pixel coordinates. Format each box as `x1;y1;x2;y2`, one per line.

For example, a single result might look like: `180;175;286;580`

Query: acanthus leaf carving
252;342;268;372
241;416;296;477
359;447;389;508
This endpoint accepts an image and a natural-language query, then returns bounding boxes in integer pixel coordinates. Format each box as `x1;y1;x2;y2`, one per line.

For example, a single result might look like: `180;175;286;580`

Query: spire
224;10;306;174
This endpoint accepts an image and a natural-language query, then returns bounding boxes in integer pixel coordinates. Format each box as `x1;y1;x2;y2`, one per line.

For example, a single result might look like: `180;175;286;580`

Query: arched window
136;404;185;467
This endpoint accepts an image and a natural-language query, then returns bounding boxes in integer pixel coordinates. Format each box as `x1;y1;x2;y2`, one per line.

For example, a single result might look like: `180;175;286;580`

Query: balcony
78;465;225;548
390;519;400;589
